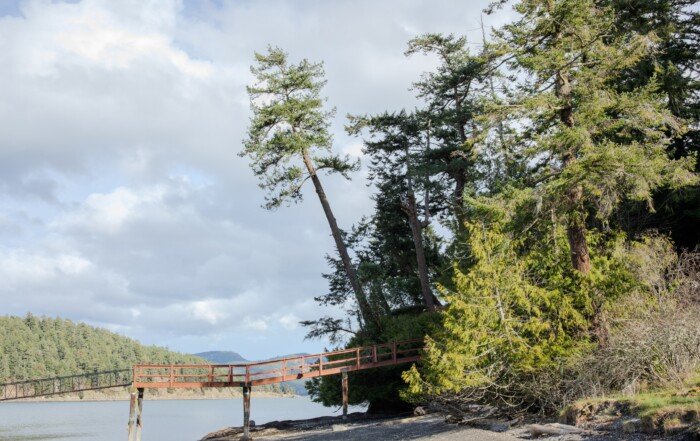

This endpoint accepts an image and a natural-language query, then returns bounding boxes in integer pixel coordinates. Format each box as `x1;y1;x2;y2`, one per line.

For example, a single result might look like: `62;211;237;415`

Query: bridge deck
132;339;422;388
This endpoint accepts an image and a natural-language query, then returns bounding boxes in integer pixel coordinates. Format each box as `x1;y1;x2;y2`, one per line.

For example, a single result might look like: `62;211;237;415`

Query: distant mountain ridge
193;351;247;364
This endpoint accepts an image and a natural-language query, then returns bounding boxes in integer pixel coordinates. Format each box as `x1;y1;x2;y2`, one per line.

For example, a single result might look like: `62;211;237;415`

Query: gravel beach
201;413;692;440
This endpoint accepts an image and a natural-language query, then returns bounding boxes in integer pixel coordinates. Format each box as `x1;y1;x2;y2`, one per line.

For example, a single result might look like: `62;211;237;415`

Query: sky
0;0;512;360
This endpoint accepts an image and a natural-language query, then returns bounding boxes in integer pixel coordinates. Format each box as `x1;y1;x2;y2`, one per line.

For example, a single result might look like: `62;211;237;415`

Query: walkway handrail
0;368;132;401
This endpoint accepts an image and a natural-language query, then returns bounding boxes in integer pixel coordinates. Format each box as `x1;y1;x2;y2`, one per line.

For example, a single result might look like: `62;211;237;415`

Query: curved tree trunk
301;150;375;324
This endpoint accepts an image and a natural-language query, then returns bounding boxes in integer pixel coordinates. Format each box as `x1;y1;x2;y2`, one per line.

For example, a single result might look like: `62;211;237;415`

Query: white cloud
189;299;227;325
54;186;166;234
278;313;299;331
0;250;92;286
242;317;268;332
342;142;365;158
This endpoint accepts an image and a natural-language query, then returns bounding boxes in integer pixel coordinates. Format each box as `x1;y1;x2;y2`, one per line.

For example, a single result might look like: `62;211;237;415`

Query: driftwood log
528;423;585;438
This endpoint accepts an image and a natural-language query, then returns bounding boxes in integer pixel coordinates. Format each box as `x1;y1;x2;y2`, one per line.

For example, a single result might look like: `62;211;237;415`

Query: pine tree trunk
301;150;374;323
402;192;437;311
557;69;591;275
565;195;592;274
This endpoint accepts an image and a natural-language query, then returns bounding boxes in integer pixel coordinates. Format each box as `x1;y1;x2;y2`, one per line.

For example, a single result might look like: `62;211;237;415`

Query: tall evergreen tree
490;0;695;276
405;34;491;228
240;47;374;324
348;111;444;310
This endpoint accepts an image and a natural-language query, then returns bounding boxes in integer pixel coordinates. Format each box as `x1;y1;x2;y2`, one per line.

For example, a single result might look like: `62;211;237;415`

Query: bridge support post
242;385;252;440
126;387;144;441
135;387;144;441
341;370;348;420
127;389;137;440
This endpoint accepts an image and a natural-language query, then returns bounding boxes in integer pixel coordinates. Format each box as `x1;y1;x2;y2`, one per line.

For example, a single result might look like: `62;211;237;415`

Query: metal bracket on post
341;369;349;420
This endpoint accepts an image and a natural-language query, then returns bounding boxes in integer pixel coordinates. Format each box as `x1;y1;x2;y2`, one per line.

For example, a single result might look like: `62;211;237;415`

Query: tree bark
401;192;437;311
556;68;591;275
565;186;591;274
301;150;375;324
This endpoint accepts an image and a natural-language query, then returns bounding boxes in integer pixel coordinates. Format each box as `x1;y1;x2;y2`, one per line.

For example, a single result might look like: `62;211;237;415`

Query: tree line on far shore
0;314;294;396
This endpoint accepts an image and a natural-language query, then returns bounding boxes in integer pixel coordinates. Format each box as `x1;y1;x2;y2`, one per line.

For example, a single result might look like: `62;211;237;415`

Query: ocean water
0;397;361;441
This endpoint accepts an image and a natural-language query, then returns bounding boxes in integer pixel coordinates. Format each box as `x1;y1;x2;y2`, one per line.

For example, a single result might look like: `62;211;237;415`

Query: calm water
0;397;362;441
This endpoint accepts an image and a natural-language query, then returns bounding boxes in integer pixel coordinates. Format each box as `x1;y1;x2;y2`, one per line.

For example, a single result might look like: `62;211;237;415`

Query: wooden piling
127;390;137;441
242;385;252;440
135;387;144;441
341;371;348;420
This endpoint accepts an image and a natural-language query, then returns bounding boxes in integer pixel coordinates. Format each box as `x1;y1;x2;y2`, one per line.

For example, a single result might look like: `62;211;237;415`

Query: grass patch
629;393;699;417
562;373;700;433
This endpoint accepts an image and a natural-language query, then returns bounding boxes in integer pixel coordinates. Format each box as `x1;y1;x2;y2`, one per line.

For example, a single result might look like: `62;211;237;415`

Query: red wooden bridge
128;339;422;440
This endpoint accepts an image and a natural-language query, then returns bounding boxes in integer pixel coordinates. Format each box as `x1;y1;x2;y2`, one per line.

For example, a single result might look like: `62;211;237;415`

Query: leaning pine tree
240;47;375;325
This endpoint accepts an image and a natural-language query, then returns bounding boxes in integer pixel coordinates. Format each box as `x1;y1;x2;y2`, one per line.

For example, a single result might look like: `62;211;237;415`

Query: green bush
307;311;441;413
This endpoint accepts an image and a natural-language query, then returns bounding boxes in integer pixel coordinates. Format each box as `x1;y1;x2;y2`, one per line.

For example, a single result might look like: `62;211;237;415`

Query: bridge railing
132;339;424;388
246;338;423;385
0;369;132;401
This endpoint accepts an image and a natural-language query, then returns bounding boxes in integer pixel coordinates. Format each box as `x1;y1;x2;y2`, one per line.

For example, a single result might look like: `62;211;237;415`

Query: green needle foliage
241;47;374;324
400;0;698;412
403;193;591;411
241;47;357;210
491;0;696;276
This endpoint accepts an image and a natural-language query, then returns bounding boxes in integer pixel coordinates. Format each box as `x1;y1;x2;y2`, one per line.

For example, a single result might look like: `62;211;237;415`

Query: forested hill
193;351;246;364
0;314;203;383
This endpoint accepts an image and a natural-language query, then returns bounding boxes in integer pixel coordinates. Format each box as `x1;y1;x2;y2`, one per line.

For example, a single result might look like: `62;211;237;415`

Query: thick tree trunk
401;192;437;311
301;150;374;324
557;69;591;275
566;216;592;273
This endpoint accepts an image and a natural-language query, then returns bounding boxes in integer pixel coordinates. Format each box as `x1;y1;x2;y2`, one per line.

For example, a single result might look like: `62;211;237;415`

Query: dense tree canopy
240;0;700;414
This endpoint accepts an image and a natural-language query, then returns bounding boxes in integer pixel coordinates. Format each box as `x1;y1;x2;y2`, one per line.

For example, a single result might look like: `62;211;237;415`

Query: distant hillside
194;351;247;364
0;314;203;383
